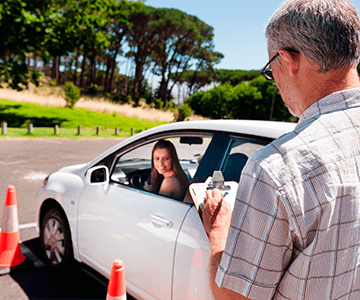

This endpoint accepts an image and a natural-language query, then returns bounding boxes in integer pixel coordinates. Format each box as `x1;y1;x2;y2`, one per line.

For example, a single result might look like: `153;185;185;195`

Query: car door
77;135;212;300
78;182;190;300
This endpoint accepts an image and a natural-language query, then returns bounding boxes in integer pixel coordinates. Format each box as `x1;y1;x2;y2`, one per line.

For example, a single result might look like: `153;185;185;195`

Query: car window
221;137;266;182
110;135;212;199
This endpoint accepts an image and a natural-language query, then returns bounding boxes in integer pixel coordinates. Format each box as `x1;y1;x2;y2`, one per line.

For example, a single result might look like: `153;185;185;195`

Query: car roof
87;120;296;167
136;119;296;140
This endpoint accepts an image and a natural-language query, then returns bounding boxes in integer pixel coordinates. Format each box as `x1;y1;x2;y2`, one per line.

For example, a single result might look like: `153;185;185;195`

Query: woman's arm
158;176;180;198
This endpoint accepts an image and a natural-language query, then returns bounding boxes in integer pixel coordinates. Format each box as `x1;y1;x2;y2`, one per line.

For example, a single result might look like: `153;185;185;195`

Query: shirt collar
296;87;360;128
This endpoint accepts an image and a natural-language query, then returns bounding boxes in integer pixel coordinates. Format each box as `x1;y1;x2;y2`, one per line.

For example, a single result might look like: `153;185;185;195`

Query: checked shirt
216;88;360;300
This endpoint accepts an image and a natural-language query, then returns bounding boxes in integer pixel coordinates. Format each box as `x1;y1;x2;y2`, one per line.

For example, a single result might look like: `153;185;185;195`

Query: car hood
58;163;88;176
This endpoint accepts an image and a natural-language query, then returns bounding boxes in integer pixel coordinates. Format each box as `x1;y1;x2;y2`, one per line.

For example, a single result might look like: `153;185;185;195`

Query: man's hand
202;189;249;300
202;188;232;236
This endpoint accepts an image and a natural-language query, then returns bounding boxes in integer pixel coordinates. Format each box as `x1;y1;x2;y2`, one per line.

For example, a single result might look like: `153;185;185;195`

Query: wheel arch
38;198;67;229
38;198;74;270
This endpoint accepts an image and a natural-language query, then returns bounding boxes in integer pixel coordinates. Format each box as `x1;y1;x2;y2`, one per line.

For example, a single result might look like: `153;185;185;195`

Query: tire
40;208;74;269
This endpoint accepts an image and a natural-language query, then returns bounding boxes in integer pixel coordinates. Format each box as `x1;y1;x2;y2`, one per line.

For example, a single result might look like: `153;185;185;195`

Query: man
203;0;360;299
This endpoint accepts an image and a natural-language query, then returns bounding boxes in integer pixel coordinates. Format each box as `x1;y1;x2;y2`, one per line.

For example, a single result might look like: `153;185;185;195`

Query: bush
87;84;98;94
173;104;193;122
155;99;164;109
167;100;177;112
187;84;234;119
63;82;81;108
185;77;295;122
49;79;57;86
112;93;132;104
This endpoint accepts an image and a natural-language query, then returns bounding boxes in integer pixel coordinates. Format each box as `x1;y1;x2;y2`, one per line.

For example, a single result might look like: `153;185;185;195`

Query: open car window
220;136;266;182
110;135;212;199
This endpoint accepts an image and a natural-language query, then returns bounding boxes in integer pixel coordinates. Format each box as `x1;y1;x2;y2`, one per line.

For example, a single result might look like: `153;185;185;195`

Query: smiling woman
144;139;191;201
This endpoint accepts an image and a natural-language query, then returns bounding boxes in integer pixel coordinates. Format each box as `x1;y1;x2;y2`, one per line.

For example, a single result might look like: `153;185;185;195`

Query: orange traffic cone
106;259;126;300
0;185;25;268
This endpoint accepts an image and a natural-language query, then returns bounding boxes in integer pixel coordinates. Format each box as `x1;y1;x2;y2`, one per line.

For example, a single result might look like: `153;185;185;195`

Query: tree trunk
88;51;95;87
133;60;143;104
80;53;87;88
104;53;111;93
52;56;60;81
73;50;79;85
33;54;37;71
108;48;119;94
160;76;167;107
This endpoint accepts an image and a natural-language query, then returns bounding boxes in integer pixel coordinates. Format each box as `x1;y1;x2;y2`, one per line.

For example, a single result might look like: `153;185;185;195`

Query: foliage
0;0;273;114
63;81;81;108
173;104;193;122
148;8;223;105
166;100;176;111
228;82;262;119
186;84;234;119
214;69;259;86
0;0;47;90
154;99;164;109
175;69;215;96
186;77;294;121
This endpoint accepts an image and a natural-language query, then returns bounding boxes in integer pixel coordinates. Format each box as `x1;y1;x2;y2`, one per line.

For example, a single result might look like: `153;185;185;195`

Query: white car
36;119;296;300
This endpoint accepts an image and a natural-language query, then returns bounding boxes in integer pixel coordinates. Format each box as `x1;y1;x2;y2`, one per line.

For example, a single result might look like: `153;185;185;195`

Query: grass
1;127;130;139
0;85;206;139
0;99;168;139
0;86;177;122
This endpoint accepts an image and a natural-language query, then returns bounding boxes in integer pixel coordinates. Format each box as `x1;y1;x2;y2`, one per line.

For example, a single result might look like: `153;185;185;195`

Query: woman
144;139;191;201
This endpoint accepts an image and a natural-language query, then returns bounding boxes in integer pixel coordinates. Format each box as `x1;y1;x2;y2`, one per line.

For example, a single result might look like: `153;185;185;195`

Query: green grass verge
1;127;130;139
0;99;168;139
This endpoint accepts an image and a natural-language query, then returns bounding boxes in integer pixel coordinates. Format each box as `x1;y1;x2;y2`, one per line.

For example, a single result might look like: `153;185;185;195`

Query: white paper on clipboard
189;178;239;212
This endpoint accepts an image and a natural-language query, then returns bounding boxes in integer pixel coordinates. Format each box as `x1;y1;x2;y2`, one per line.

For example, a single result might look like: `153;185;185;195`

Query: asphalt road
0;139;137;300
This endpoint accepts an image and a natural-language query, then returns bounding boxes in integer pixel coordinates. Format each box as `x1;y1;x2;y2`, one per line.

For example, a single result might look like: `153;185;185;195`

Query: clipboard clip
206;170;231;191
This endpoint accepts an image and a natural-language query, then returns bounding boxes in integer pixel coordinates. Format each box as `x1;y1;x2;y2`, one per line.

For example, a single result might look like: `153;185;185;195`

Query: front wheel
40;208;73;269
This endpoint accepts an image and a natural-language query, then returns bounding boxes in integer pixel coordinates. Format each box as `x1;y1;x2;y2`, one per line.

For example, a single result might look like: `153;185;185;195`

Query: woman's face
153;148;172;175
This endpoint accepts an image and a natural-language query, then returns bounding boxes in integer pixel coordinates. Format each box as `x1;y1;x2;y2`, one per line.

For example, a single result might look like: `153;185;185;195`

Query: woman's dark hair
150;139;191;199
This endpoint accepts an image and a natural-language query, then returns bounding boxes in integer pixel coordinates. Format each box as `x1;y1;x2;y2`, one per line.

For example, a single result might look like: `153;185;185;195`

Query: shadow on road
10;238;135;300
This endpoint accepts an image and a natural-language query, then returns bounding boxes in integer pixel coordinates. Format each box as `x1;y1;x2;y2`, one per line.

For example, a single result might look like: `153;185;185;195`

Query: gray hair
266;0;360;72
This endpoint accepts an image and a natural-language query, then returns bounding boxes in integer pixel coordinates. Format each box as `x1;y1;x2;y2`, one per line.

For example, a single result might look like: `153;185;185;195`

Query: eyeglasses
260;49;299;81
259;52;280;81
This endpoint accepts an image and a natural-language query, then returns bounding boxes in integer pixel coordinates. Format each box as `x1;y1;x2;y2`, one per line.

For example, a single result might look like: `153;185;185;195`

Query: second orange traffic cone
0;185;25;268
106;259;126;300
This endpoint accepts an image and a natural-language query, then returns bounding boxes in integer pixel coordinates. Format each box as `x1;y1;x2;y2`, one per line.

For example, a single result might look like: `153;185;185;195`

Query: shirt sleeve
215;157;293;300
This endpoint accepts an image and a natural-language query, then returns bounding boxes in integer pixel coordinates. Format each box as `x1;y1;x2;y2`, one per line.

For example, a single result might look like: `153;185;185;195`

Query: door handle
150;215;173;228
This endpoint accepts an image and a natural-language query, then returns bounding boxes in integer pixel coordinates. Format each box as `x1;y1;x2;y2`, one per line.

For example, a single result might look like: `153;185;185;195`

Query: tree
185;47;223;97
149;8;222;106
126;4;157;103
0;0;51;90
175;68;216;96
151;8;223;106
214;69;259;86
103;0;139;93
248;76;292;121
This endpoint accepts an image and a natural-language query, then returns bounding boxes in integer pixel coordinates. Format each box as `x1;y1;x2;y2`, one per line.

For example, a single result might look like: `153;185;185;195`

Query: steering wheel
130;173;149;189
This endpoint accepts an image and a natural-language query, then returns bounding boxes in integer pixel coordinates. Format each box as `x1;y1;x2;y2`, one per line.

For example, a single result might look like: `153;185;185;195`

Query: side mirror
85;166;109;185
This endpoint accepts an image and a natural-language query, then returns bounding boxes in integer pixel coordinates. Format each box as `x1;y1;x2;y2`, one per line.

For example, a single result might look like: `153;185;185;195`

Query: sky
145;0;360;71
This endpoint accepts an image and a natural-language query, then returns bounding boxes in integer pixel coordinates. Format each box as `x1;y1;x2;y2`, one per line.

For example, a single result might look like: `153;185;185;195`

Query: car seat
222;153;248;182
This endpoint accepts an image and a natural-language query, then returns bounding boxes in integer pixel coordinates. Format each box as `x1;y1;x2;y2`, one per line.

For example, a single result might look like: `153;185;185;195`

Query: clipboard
189;171;239;213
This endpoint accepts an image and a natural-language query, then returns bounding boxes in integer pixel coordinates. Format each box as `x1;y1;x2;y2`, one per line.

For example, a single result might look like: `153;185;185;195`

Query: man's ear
279;49;299;76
